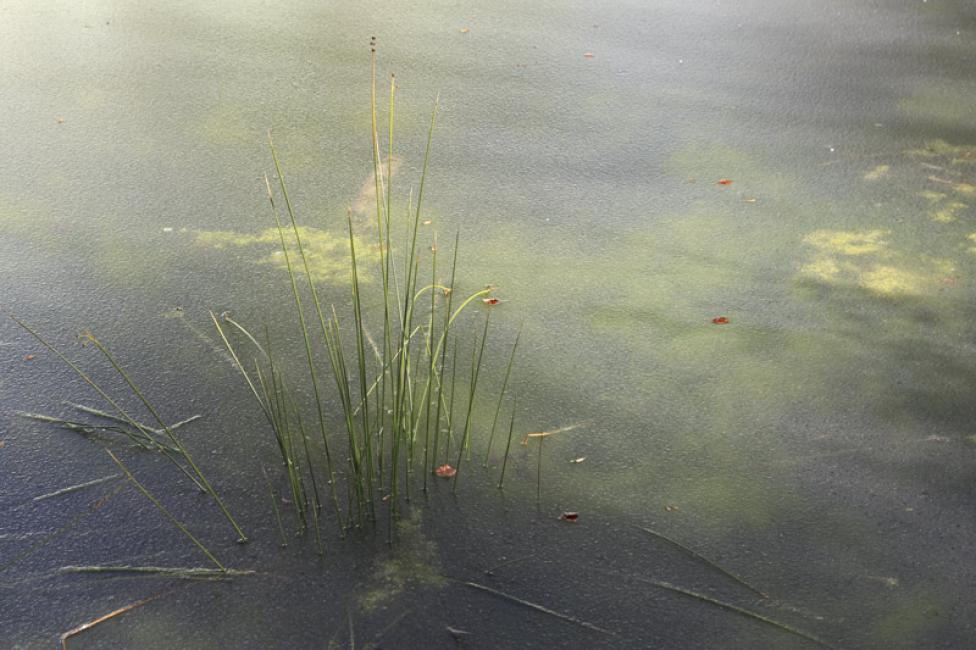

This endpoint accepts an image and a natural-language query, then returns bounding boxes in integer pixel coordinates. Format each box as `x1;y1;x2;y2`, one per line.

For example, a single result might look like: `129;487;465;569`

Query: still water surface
2;1;976;647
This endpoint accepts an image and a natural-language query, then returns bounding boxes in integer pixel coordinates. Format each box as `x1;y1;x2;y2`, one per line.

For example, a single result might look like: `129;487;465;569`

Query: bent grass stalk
84;333;248;542
106;449;225;571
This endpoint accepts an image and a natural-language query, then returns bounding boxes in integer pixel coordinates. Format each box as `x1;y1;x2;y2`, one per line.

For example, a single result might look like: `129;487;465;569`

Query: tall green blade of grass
347;213;376;520
483;326;521;467
370;42;393;486
453;312;490;493
264;154;345;532
422;237;438;493
498;395;517;489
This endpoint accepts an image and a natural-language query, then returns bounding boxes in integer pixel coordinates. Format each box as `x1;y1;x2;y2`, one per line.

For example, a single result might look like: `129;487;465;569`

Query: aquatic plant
213;45;520;545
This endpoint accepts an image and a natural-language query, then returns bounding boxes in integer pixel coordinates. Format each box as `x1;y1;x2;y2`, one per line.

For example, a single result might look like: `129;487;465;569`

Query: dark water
2;1;976;648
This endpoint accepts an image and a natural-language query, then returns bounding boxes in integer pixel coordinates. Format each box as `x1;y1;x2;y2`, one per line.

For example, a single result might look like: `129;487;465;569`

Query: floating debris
717;179;733;186
711;316;730;325
520;422;587;446
560;512;579;522
59;565;255;579
435;464;457;478
60;591;166;650
569;456;587;464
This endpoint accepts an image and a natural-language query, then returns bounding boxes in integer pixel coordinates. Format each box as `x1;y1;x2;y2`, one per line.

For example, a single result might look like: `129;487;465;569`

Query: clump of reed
214;43;522;547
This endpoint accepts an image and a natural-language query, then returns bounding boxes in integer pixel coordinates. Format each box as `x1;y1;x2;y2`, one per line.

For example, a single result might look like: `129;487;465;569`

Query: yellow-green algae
358;508;445;614
799;229;954;297
863;164;890;181
195;225;380;284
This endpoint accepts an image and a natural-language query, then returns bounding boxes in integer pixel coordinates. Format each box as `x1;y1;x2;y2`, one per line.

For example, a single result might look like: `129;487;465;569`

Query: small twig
60;590;168;649
463;580;614;635
520;421;588;446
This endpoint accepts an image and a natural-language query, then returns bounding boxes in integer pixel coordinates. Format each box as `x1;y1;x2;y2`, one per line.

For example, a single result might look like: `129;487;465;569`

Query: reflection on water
3;0;976;648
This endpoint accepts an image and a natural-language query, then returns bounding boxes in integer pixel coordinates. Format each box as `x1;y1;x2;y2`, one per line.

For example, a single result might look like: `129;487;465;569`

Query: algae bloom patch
195;225;379;284
799;229;954;297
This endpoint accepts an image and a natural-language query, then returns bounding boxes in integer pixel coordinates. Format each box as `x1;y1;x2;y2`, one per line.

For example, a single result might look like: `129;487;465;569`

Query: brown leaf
435;464;457;478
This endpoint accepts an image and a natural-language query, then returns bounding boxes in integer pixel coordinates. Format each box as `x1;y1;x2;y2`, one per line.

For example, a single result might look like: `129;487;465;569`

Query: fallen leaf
569;457;587;464
435;464;457;478
422;219;432;225
583;52;595;59
560;512;579;522
711;316;729;324
665;504;680;512
459;27;470;33
0;440;6;449
743;197;758;203
717;179;733;186
55;117;65;124
24;354;35;361
482;297;501;305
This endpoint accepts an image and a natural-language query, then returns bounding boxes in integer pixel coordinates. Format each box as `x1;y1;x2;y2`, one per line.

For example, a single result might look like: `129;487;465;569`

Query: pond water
3;1;976;648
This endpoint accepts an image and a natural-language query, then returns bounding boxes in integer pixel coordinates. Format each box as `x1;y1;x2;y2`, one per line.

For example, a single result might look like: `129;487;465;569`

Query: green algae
195;225;380;284
799;228;955;297
358;508;445;614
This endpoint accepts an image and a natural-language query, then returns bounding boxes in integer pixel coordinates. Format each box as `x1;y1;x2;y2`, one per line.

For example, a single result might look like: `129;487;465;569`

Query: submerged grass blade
632;576;838;650
32;475;122;503
0;483;125;574
463;580;614;636
634;525;769;600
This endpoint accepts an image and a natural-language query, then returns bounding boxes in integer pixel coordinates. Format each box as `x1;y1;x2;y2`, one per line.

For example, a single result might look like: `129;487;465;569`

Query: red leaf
717;179;733;185
560;512;579;522
482;297;501;305
711;316;729;325
23;354;35;361
435;464;457;478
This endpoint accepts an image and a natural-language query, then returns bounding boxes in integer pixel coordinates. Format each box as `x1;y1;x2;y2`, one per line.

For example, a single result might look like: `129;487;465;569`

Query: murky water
3;1;976;648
